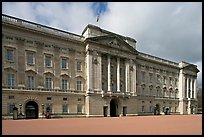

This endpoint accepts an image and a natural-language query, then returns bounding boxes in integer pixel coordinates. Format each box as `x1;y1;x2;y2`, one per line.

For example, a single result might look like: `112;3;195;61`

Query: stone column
117;57;120;92
107;55;111;92
97;53;102;91
132;63;137;95
86;50;93;93
125;59;129;93
186;77;189;98
194;79;197;99
178;69;185;99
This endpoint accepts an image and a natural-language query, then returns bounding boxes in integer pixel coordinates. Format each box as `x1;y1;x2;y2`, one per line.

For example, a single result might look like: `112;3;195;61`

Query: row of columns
86;49;136;94
186;77;197;99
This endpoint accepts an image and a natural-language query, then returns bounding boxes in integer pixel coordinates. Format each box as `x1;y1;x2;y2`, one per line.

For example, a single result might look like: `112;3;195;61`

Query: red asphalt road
2;114;202;135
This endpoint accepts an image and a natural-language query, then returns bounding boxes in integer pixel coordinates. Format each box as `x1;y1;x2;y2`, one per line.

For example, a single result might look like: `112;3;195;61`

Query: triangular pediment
86;35;137;54
183;64;199;73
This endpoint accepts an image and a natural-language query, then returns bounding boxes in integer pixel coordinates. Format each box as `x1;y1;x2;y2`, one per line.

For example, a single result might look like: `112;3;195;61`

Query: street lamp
19;104;22;115
42;104;45;116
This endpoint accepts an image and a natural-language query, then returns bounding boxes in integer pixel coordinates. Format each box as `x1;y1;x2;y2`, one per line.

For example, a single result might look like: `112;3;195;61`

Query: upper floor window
61;58;68;69
27;76;35;89
163;76;166;84
76;62;81;71
62;79;68;90
45;55;52;67
141;71;145;82
157;74;161;83
76;81;82;91
149;73;153;83
175;78;178;87
27;52;34;65
169;77;173;86
8;74;15;87
7;49;14;61
45;78;52;90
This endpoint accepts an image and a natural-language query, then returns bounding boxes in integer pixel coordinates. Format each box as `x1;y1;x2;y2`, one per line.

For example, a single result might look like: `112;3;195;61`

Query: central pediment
85;35;137;54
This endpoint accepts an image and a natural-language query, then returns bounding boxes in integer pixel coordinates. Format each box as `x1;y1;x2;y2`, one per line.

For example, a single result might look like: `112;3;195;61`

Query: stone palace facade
2;14;199;119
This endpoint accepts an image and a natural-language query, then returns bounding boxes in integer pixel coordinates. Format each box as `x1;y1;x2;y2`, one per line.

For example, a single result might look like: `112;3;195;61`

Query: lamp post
19;104;22;115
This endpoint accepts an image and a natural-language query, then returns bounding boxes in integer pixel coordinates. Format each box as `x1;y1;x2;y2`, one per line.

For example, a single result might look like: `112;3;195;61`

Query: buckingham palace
2;14;199;119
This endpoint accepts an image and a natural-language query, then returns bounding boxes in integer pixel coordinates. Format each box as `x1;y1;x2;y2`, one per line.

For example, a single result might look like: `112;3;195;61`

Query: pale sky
2;2;202;88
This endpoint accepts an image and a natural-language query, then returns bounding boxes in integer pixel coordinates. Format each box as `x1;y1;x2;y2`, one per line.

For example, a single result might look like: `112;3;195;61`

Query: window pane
27;53;34;64
45;56;52;67
28;76;34;89
46;78;52;89
7;49;14;61
9;104;15;114
8;74;14;87
62;79;68;90
77;62;81;71
62;104;68;113
62;58;67;69
77;81;81;91
77;104;82;113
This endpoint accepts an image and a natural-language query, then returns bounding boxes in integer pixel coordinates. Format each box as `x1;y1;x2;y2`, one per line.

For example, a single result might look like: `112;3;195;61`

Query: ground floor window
62;104;68;113
141;106;145;112
77;104;82;113
8;104;15;114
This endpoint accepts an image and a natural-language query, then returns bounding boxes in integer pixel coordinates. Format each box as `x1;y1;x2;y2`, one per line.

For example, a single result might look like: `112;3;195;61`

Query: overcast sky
2;2;202;88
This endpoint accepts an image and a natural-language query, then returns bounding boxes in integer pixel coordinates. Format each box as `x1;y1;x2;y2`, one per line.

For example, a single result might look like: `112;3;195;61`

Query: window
45;55;52;67
8;96;15;99
169;77;172;86
7;49;14;61
141;71;145;82
62;104;68;113
9;104;15;114
62;79;68;90
47;97;52;100
157;75;161;83
46;78;52;90
76;62;81;71
27;52;34;65
149;106;153;112
76;81;82;91
77;104;82;113
149;73;153;83
141;106;145;112
175;78;178;87
8;74;14;87
61;58;68;69
46;104;52;112
28;76;34;89
63;98;67;101
163;76;166;84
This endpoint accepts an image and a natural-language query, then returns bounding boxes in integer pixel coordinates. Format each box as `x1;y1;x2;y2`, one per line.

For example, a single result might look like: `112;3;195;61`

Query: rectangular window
157;75;161;83
9;104;15;114
61;58;68;69
7;49;14;61
28;76;34;89
62;104;68;113
46;78;52;90
169;77;172;86
149;73;153;83
141;106;145;112
8;74;14;87
8;95;15;99
76;81;82;91
47;97;52;100
163;76;166;84
63;98;67;101
76;62;81;71
45;55;52;67
27;52;34;65
77;104;82;113
141;71;145;82
62;79;68;90
175;78;178;87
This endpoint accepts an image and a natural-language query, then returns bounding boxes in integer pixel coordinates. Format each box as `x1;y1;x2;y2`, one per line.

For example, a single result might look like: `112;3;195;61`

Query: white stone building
2;14;199;119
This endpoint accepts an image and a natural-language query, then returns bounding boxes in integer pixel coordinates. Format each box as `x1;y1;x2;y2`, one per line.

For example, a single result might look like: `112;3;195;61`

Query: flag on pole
96;14;100;22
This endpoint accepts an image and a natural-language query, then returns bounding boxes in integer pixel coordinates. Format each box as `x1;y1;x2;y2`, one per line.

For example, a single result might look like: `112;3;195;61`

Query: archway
25;101;38;119
110;99;119;117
